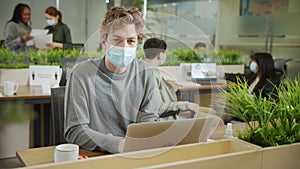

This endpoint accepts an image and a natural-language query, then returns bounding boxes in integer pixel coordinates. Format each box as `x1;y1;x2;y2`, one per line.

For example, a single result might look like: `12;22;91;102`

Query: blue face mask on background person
160;53;166;65
46;19;56;26
250;61;258;73
107;45;136;68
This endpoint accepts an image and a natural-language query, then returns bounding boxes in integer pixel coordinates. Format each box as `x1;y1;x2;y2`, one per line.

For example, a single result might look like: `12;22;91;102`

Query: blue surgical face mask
250;61;258;73
107;45;136;68
46;19;56;26
160;52;167;65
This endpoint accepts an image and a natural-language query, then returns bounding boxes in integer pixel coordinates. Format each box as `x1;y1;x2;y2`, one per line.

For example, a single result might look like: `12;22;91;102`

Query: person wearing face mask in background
226;52;278;98
247;52;279;99
223;52;279;123
143;38;201;120
64;6;161;153
4;3;33;52
44;6;72;49
143;38;223;124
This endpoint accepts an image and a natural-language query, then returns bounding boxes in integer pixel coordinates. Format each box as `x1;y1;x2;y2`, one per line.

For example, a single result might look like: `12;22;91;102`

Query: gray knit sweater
64;57;161;153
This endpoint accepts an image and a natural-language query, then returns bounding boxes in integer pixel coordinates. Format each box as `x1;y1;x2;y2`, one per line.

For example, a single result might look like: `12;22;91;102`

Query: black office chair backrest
274;58;293;80
0;39;5;47
72;43;84;51
50;86;66;145
59;57;91;86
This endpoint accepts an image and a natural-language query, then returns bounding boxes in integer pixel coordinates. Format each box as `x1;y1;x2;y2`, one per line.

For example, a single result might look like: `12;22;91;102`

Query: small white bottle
224;123;233;139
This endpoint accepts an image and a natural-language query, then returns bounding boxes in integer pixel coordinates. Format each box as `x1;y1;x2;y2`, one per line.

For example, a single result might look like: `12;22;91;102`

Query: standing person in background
44;6;72;49
4;3;33;52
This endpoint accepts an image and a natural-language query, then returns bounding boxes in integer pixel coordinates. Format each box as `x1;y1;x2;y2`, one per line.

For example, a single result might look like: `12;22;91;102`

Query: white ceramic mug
3;81;18;96
54;144;79;163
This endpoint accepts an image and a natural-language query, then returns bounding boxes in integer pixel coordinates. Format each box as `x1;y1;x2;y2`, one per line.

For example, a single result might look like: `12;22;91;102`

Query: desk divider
23;139;261;169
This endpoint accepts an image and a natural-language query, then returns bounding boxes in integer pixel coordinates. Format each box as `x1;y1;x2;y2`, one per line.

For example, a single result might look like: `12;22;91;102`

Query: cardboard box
26;139;261;169
261;142;300;169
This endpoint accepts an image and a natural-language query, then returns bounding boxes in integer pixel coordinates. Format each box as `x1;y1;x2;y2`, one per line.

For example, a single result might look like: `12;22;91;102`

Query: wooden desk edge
16;122;247;167
16;146;108;167
16;151;27;167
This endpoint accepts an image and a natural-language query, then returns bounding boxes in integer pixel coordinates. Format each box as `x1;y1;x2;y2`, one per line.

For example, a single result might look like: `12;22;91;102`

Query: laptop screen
191;63;217;80
123;117;220;152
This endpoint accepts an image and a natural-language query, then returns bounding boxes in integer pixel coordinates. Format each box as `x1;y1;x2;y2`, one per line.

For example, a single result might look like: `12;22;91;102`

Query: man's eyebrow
127;36;136;39
110;35;137;39
110;35;123;39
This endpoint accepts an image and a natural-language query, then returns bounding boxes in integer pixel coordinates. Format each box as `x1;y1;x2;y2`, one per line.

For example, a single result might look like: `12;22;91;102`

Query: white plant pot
0;68;29;86
217;64;245;74
261;142;300;169
216;64;245;78
0;121;30;159
158;66;181;81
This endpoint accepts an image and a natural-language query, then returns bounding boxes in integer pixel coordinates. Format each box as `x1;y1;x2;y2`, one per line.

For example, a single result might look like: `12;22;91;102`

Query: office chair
274;58;293;80
50;86;66;145
0;39;5;47
72;43;84;51
59;57;91;86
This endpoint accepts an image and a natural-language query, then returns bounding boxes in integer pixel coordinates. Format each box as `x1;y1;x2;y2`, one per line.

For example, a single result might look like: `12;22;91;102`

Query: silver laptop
191;63;217;81
123;116;220;152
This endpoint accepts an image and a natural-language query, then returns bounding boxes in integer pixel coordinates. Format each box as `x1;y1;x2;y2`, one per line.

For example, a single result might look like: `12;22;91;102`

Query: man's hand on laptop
188;102;200;117
118;138;126;153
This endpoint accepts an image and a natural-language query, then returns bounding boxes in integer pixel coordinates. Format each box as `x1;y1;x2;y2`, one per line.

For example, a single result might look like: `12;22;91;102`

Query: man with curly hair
64;7;161;153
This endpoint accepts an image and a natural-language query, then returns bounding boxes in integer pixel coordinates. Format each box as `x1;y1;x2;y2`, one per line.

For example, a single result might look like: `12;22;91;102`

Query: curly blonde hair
100;6;145;42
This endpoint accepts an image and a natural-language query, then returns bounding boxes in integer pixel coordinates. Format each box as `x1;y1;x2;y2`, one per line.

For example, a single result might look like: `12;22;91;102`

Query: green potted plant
0;47;31;85
219;76;300;168
0;48;85;85
0;47;30;69
0;101;32;158
215;49;243;65
213;49;244;76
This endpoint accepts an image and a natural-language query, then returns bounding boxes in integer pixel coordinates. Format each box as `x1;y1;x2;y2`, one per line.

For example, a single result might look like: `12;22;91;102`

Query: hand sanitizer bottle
224;123;233;139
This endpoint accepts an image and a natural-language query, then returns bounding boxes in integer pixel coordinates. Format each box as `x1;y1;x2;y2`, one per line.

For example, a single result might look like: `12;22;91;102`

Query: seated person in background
248;52;279;98
44;6;72;49
224;52;279;123
64;6;161;153
4;3;33;52
193;42;206;52
227;52;279;99
144;37;217;120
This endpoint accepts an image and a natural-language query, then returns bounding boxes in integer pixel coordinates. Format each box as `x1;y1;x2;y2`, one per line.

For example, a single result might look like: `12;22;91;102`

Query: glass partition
147;0;219;50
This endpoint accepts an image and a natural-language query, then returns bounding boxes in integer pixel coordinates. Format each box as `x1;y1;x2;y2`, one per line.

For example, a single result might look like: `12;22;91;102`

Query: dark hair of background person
252;52;279;94
194;42;206;49
8;3;30;24
143;38;167;59
45;6;62;23
253;52;278;82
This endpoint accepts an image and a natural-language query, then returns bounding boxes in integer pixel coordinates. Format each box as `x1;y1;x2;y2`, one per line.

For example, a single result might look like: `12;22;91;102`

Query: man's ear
101;38;107;49
157;52;163;60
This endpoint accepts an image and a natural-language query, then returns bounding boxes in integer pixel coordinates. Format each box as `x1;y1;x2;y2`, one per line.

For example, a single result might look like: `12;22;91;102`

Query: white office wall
59;0;86;43
87;0;106;39
85;0;106;51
